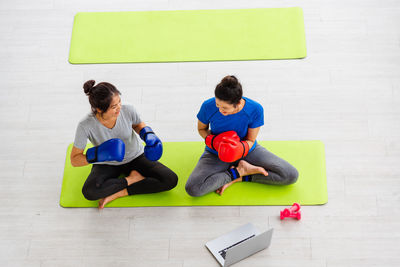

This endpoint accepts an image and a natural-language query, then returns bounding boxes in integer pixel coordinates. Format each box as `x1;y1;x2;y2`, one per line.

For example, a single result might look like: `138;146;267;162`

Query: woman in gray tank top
71;80;178;209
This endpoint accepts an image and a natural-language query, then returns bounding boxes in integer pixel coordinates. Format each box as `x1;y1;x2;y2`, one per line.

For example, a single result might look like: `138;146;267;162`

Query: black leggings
82;153;178;200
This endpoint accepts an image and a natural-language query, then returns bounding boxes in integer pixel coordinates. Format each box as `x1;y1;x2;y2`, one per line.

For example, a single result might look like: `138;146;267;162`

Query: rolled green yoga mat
60;141;327;207
69;7;306;64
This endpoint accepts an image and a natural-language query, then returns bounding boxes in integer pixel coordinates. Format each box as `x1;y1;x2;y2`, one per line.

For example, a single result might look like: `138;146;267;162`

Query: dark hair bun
214;75;242;105
83;80;96;95
221;75;238;87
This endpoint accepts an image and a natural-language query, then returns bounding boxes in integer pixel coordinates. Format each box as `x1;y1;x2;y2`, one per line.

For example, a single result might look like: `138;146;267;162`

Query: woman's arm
198;120;211;139
70;146;89;167
133;122;147;134
244;127;261;148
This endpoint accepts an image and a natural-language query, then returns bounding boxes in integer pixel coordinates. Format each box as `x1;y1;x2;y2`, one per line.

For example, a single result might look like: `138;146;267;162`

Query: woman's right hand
86;138;125;163
205;131;240;151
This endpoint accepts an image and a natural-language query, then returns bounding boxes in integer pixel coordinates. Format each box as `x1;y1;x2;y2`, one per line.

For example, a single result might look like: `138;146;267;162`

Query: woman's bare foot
125;170;145;186
216;178;242;196
216;161;268;196
98;198;105;208
236;160;268;177
98;188;128;209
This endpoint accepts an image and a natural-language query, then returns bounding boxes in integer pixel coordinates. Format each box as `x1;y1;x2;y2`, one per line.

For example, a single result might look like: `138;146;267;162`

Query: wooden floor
1;0;399;266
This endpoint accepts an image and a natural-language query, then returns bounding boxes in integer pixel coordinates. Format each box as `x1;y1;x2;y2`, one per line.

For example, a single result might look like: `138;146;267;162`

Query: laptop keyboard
218;234;256;259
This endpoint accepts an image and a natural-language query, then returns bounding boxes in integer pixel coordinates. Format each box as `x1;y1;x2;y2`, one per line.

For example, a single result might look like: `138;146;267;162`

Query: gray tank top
73;104;144;165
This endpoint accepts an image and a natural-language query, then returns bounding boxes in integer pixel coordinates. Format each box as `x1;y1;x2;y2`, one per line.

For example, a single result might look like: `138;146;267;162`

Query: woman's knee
282;167;299;185
185;181;205;197
165;172;178;190
81;184;99;201
185;186;203;197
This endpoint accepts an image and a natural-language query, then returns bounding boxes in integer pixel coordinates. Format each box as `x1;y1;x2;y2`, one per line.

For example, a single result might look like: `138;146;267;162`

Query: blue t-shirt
197;97;264;154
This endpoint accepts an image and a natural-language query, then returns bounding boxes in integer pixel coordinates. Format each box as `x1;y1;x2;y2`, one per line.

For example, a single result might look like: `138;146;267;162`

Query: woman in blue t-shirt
185;75;298;196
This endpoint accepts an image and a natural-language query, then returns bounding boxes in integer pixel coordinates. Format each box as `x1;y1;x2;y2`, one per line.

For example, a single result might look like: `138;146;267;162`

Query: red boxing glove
218;137;250;163
205;131;240;151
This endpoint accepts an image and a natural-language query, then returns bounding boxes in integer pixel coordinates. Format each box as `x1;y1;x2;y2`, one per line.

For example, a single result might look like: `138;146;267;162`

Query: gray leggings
185;144;299;197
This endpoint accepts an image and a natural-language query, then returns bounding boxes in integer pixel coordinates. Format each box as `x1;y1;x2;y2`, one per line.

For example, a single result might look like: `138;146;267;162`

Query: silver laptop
205;223;273;267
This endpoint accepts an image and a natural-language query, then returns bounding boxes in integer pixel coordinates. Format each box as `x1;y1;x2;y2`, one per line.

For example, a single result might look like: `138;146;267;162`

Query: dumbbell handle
280;210;301;220
288;203;301;212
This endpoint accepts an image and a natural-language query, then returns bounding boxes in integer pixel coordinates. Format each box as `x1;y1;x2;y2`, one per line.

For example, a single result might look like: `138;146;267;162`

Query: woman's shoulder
244;97;262;107
243;97;263;113
201;97;216;107
76;112;96;129
120;104;142;123
243;96;260;105
78;112;95;123
121;103;137;111
120;103;137;114
121;103;132;109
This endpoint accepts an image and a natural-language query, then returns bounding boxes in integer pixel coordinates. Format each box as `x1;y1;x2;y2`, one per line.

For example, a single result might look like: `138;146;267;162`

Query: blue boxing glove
86;138;125;163
139;126;163;161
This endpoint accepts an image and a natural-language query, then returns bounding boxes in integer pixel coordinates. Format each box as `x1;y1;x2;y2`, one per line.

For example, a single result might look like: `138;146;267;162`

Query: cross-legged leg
243;144;299;185
185;150;232;197
81;164;127;201
123;154;178;195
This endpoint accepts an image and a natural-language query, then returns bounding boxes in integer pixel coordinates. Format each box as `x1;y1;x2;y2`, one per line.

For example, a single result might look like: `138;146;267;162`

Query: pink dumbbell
280;203;301;220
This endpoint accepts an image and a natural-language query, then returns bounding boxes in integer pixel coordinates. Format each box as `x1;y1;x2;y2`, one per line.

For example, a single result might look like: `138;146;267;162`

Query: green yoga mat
60;141;327;207
69;7;306;64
